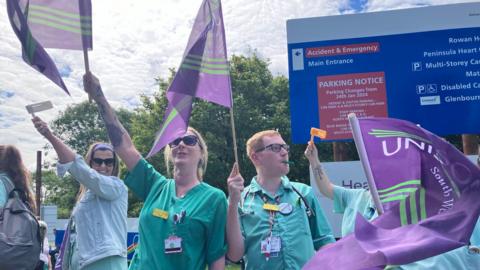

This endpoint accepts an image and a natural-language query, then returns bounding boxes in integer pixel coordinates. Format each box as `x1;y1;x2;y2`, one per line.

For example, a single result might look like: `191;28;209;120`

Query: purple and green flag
147;0;232;157
7;0;92;94
24;0;92;50
304;117;480;269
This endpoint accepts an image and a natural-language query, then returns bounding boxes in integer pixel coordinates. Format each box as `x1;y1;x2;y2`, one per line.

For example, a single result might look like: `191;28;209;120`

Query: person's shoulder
0;173;13;189
200;181;227;199
290;180;312;194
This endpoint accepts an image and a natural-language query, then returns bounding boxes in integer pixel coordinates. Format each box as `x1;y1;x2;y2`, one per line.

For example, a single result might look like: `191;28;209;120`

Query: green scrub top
333;186;480;270
333;185;378;237
238;176;335;270
125;159;227;270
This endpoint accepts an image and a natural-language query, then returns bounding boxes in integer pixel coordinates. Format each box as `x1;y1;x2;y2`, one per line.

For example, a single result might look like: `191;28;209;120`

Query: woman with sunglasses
32;116;128;270
83;72;227;270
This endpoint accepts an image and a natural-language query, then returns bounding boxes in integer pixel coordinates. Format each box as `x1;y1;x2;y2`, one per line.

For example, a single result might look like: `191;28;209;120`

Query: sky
0;0;475;169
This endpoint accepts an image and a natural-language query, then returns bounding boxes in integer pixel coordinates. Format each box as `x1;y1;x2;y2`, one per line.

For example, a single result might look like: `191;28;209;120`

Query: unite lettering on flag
304;117;480;270
147;0;232;158
6;0;92;94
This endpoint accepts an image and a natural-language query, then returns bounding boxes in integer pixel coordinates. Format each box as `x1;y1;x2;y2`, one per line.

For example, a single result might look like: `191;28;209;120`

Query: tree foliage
130;54;336;196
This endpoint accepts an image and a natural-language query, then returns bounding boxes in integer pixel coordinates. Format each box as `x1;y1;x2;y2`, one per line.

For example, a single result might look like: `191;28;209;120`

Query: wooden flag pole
230;106;239;167
82;48;93;102
227;74;242;207
83;48;90;73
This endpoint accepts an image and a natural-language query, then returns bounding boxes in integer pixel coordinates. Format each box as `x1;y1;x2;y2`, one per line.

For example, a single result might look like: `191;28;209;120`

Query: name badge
152;208;169;220
165;235;182;254
263;203;279;212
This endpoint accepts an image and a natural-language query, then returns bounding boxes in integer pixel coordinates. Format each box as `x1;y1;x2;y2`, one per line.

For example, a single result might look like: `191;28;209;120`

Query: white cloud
0;0;476;168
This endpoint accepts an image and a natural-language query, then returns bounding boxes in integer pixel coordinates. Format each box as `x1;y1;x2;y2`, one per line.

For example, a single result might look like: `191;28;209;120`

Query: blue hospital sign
287;3;480;143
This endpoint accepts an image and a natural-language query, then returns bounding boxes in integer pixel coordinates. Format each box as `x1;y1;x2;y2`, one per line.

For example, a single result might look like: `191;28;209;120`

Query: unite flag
304;117;480;269
147;0;232;157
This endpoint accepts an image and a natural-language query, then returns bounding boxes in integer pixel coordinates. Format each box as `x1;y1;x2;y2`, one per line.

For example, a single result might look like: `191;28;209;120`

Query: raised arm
226;163;245;262
83;72;141;170
32;116;75;163
304;143;334;199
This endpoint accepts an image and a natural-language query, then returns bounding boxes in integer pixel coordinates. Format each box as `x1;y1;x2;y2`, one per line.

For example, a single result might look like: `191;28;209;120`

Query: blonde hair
0;145;36;213
246;130;281;157
76;142;119;203
164;127;208;180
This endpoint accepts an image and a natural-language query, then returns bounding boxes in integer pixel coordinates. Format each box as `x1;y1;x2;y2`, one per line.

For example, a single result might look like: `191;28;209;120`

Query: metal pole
35;150;42;216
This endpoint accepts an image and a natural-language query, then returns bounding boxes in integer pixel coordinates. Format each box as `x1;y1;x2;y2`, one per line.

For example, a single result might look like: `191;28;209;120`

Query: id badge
261;236;281;257
165;235;182;254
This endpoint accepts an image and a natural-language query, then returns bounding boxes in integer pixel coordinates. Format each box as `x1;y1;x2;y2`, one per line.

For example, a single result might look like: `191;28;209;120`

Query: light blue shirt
0;172;13;207
333;185;378;237
238;176;335;270
333;186;480;270
57;155;128;270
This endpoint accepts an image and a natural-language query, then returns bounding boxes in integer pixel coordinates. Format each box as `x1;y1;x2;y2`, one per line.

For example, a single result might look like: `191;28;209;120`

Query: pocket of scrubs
174;215;203;254
241;212;263;237
288;204;311;236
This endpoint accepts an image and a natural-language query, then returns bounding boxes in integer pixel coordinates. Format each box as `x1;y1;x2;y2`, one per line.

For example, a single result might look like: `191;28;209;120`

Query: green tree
33;170;78;218
129;54;335;202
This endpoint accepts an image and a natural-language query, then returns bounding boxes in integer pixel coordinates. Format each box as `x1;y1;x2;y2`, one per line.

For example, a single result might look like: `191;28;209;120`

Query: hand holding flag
304;116;480;269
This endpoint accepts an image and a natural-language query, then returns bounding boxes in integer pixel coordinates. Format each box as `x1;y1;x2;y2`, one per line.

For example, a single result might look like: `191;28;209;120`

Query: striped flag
147;0;232;157
304;117;480;269
7;0;69;94
25;0;92;50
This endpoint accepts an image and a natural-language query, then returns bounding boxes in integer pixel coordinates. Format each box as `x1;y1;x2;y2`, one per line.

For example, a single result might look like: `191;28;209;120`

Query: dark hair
0;145;36;213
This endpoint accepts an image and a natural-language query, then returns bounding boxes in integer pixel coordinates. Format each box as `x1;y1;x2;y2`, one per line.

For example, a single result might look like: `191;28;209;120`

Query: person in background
227;130;335;269
305;142;480;269
83;72;227;270
0;145;39;270
49;228;60;268
32;116;128;270
0;145;36;212
36;220;52;270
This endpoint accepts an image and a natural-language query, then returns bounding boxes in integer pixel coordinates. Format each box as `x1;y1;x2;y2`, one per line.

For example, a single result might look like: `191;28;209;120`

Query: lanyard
261;194;280;237
242;186;314;218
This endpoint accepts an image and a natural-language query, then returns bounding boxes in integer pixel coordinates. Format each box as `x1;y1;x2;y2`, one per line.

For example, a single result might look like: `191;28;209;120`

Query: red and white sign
317;72;388;139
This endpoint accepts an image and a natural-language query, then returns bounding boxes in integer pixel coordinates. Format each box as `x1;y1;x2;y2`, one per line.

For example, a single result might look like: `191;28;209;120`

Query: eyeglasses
255;143;290;153
169;135;199;148
91;158;115;167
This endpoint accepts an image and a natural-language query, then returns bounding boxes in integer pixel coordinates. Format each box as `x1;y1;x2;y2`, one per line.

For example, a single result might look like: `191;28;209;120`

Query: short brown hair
246;130;281;157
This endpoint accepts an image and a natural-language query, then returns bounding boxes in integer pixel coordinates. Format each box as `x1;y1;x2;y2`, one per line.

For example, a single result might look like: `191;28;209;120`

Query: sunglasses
169;135;199;148
91;158;115;167
255;143;290;153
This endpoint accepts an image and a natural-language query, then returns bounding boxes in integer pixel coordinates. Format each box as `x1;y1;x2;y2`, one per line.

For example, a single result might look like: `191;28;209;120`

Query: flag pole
228;79;242;208
348;113;384;215
219;0;241;207
80;0;92;101
82;48;93;102
229;106;239;167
